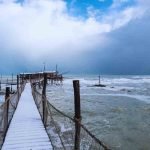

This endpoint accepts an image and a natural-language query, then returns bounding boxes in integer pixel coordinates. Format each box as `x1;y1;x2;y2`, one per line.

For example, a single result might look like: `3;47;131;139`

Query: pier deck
2;83;52;150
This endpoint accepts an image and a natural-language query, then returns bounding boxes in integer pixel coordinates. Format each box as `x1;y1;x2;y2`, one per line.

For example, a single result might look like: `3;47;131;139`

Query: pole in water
73;80;81;150
99;75;101;85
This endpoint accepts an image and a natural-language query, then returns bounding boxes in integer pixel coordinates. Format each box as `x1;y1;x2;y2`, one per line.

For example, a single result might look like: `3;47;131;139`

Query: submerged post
99;75;101;85
42;73;47;126
73;80;81;150
4;87;10;132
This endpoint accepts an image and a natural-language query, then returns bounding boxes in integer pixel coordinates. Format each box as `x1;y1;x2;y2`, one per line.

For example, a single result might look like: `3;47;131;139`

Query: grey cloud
84;11;150;74
0;0;150;74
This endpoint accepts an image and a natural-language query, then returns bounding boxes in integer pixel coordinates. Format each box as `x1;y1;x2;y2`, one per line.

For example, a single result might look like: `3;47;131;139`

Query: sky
0;0;150;74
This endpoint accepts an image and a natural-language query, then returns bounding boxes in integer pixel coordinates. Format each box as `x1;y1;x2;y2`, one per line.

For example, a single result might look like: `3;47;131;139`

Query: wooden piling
73;80;81;150
42;73;47;126
4;87;10;132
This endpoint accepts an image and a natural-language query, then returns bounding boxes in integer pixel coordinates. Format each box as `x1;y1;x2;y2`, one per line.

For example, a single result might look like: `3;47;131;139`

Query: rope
47;105;66;150
0;84;25;128
0;91;18;109
9;100;16;109
32;86;110;150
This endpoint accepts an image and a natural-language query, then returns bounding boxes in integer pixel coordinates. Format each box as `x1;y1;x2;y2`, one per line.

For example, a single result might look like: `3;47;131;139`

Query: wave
81;93;150;103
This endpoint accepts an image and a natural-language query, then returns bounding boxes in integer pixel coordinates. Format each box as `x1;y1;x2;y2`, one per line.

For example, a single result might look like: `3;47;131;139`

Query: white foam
81;93;150;103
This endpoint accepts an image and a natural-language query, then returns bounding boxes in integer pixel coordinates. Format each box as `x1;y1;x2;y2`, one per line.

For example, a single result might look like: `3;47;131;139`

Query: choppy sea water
0;75;17;105
46;75;150;150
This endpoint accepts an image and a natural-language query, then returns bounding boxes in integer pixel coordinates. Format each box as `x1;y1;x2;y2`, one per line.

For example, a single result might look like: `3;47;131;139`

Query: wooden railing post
17;75;19;90
17;75;20;103
4;87;10;132
42;73;47;126
73;80;81;150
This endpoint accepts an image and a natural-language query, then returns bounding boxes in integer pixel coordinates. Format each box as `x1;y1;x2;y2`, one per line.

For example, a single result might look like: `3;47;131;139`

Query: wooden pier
2;83;52;150
0;71;110;150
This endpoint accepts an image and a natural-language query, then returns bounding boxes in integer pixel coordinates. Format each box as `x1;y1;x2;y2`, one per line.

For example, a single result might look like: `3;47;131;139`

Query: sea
46;75;150;150
0;75;150;149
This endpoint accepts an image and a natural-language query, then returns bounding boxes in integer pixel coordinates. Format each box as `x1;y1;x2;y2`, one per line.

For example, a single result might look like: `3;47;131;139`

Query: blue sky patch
65;0;136;17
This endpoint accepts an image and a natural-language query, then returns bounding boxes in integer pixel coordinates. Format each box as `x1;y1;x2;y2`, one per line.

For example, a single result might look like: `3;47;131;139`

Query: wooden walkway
2;83;52;150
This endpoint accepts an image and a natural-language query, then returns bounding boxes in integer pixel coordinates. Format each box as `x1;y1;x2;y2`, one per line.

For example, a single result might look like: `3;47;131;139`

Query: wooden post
17;75;19;90
73;80;81;150
17;75;20;103
4;87;10;132
42;73;47;126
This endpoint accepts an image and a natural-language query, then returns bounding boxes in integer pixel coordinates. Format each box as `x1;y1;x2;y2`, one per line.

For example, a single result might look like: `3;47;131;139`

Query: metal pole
73;80;81;150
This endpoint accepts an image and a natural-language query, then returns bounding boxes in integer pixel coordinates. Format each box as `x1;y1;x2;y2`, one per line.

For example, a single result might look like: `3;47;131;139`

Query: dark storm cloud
85;11;150;74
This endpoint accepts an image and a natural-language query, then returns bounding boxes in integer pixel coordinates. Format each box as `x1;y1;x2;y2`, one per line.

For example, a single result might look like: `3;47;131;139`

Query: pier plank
2;83;52;150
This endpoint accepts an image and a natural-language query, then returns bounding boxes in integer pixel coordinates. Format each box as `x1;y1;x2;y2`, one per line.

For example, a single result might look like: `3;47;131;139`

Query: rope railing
32;83;110;150
0;83;25;148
